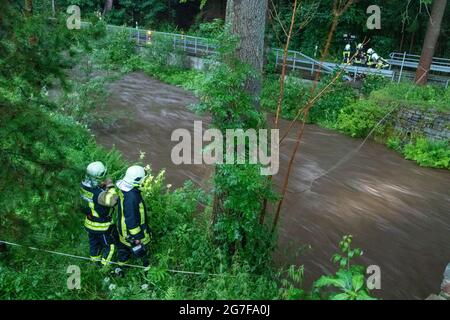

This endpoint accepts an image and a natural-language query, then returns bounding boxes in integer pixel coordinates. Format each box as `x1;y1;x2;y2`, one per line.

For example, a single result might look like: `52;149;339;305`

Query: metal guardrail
81;22;450;87
388;52;450;88
389;52;450;71
103;23;218;56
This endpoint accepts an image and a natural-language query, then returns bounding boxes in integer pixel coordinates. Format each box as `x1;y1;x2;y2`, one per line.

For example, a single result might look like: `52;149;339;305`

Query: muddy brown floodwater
94;71;450;300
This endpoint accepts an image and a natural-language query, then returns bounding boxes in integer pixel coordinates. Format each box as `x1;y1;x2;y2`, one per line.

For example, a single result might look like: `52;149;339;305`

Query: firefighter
343;44;351;64
366;48;390;69
115;165;151;268
366;48;376;67
80;161;118;267
354;43;366;65
146;30;152;45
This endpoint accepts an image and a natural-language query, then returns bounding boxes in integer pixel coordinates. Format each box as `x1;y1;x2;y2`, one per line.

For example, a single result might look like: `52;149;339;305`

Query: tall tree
225;0;269;109
415;0;447;85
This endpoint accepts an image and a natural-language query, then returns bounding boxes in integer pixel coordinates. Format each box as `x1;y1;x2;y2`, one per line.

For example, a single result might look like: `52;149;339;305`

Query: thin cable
0;240;231;277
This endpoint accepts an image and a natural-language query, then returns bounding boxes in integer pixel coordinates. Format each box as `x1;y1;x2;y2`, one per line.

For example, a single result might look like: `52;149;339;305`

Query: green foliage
261;74;357;128
308;74;357;127
190;19;224;38
58;77;109;125
192;32;276;266
361;74;390;97
371;83;450;112
336;100;392;138
387;136;403;152
0;6;84;101
278;265;306;300
403;138;450;169
313;236;376;300
0;13;294;300
261;76;309;120
104;31;137;66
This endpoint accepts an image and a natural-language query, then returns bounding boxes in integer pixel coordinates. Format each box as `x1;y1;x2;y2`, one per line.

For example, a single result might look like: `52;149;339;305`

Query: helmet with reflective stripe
356;43;363;50
123;165;146;187
345;44;351;51
87;161;107;179
367;48;374;55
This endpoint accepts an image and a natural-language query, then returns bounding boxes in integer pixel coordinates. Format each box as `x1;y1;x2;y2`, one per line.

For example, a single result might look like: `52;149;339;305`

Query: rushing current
93;71;450;300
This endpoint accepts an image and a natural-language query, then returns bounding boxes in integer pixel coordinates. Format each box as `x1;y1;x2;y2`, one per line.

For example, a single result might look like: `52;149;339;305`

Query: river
93;71;450;300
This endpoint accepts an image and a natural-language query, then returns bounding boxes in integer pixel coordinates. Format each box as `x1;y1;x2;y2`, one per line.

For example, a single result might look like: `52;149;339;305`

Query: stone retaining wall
394;107;450;141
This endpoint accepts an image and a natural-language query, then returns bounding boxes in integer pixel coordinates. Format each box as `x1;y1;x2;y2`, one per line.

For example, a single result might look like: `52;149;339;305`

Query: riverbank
84;29;450;298
93;70;450;299
146;65;449;170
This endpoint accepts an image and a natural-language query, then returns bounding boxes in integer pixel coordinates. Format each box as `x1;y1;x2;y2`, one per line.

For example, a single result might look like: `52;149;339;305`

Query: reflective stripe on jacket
116;187;151;247
80;183;114;232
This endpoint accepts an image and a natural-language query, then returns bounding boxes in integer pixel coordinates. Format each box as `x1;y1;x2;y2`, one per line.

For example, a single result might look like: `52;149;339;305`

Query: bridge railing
389;52;450;73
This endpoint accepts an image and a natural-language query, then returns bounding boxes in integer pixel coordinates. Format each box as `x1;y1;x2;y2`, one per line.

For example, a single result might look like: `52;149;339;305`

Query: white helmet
345;44;351;51
123;165;146;187
367;48;374;55
356;43;363;50
87;161;107;178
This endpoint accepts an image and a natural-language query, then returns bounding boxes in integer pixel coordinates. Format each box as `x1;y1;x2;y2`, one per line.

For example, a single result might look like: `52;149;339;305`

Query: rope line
0;240;229;277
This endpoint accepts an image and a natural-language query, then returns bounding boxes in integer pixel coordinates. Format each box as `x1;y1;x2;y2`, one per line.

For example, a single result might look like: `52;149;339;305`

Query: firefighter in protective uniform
354;43;366;65
116;165;151;268
343;44;351;64
80;161;118;266
366;48;390;69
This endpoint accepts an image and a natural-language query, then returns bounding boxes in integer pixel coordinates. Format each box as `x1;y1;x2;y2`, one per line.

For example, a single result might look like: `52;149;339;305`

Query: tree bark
211;0;269;231
24;0;32;16
226;0;269;109
103;0;113;16
415;0;447;85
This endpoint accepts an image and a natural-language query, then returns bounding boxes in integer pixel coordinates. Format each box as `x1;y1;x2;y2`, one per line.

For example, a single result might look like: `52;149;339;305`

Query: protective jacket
116;180;151;247
80;182;117;233
343;50;351;64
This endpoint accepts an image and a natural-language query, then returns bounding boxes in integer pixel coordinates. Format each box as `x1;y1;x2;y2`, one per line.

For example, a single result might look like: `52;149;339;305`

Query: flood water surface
94;72;450;300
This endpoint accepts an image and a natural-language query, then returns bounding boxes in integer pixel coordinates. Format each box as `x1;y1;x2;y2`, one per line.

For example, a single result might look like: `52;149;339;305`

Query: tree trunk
103;0;113;16
211;0;269;230
24;0;32;16
226;0;269;109
415;0;447;85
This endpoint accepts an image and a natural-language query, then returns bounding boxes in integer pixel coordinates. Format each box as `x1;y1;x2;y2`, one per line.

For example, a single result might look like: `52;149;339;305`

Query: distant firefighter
354;43;366;66
366;48;390;69
146;30;153;45
343;44;351;64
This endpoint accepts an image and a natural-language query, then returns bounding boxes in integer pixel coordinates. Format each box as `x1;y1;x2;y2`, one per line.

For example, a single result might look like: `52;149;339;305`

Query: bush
191;19;224;38
261;76;309;119
361;74;390;97
308;76;357;127
105;31;136;66
336;100;392;138
403;138;450;169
